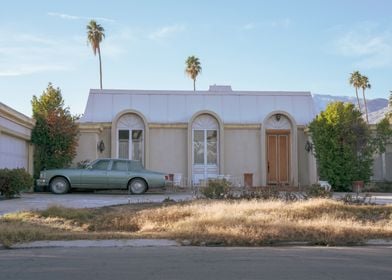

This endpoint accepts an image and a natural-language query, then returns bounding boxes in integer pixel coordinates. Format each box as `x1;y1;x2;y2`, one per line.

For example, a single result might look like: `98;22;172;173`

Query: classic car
36;158;168;194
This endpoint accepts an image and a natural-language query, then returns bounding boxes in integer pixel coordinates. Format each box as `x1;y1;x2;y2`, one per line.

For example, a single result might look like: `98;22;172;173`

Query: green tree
185;56;202;91
309;101;373;191
87;20;105;89
359;75;371;123
31;83;79;179
349;71;362;112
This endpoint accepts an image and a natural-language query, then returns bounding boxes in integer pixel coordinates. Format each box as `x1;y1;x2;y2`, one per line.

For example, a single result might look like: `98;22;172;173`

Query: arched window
117;114;144;163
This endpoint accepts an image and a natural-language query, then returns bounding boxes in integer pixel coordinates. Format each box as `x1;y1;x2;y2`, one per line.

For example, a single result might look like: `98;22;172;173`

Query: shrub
303;184;332;199
200;179;232;199
0;168;33;198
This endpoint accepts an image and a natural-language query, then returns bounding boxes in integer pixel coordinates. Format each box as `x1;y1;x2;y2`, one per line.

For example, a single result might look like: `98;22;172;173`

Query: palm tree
359;75;371;123
87;20;105;89
185;56;202;91
349;71;362;112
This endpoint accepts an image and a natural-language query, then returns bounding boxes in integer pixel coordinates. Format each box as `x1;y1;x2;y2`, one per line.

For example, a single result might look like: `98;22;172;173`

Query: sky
1;0;392;117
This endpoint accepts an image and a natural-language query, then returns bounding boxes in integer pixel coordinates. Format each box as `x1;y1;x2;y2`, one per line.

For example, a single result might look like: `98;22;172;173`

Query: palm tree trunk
355;88;361;112
362;89;369;123
98;45;103;89
193;79;196;91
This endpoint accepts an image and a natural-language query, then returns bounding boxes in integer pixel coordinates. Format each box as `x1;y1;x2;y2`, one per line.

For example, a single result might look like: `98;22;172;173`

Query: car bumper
36;179;48;187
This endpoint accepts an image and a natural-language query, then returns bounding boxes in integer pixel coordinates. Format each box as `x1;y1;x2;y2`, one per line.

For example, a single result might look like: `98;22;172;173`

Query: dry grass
1;199;392;247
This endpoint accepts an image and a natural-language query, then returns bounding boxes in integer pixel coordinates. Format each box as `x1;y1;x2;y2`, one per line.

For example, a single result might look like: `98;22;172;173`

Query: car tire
128;178;147;194
50;177;70;194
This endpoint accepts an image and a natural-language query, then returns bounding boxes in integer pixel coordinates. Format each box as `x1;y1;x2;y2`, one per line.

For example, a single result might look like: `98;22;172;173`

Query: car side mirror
86;165;93;170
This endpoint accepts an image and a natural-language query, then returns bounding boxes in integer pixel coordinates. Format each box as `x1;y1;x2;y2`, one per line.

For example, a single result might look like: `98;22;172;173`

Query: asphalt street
1;246;391;280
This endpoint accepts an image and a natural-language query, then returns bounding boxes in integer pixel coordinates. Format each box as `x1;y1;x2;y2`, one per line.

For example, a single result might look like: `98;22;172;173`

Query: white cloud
48;12;115;23
333;23;392;68
148;25;186;40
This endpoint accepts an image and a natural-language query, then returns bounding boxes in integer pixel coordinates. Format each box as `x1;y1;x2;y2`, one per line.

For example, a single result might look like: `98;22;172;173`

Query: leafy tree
185;56;202;91
359;75;371;123
87;20;105;89
349;71;362;112
31;83;79;179
309;102;373;191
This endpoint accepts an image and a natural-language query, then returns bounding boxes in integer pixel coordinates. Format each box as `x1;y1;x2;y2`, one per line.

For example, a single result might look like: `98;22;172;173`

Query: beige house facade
0;103;34;174
75;86;318;187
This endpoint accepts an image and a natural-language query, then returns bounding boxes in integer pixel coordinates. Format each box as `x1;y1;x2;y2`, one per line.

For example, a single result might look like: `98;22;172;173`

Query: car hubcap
132;181;144;193
54;180;66;192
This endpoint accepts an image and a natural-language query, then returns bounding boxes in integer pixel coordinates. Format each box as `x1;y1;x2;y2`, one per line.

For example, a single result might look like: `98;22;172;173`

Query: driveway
0;191;194;216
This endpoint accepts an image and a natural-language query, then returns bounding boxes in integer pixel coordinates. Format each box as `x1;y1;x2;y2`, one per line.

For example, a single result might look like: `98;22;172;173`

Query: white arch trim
187;110;224;185
111;109;150;168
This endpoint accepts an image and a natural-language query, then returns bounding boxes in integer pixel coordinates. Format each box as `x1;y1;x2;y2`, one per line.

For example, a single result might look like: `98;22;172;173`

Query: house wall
148;127;188;176
224;127;261;186
0;103;34;174
297;127;312;186
372;143;392;181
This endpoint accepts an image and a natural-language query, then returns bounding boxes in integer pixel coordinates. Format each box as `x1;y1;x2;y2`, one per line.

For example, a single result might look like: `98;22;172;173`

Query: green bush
0;168;33;198
200;179;232;199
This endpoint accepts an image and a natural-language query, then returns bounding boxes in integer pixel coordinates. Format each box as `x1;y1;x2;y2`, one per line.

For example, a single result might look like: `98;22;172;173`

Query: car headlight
39;171;46;179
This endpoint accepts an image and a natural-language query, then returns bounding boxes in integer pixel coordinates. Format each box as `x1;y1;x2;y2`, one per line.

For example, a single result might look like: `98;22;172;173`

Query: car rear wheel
128;178;147;194
50;177;70;194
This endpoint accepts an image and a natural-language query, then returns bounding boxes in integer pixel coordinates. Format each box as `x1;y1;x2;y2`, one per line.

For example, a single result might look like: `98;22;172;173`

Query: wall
297;128;312;186
223;128;261;186
372;143;392;181
148;127;187;176
0;103;34;174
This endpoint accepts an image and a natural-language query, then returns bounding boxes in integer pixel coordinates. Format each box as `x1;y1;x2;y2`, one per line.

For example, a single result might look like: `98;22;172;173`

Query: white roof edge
89;88;312;96
0;102;34;126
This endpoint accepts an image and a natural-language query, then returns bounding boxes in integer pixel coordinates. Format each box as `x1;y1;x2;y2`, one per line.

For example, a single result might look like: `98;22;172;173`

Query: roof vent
208;85;232;92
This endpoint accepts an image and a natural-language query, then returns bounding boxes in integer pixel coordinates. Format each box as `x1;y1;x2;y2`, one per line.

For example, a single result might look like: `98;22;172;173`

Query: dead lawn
1;199;392;247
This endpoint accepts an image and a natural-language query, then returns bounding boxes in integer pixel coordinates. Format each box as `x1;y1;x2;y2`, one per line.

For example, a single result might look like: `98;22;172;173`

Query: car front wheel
50;177;70;194
128;178;147;194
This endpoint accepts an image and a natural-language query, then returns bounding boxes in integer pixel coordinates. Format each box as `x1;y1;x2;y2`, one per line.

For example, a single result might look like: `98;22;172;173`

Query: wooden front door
267;131;290;185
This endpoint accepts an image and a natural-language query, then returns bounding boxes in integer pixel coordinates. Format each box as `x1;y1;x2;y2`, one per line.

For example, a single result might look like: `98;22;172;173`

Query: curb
8;239;180;249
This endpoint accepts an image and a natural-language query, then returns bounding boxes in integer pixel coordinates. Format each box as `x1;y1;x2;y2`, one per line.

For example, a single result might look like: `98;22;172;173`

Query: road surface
1;246;391;280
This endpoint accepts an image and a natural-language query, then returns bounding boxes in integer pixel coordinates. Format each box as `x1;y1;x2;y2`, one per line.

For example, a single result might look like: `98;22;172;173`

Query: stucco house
0;102;34;174
75;85;318;187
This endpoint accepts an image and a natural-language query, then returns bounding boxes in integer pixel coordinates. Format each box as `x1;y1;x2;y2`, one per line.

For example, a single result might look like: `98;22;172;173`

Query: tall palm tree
349;71;362;112
359;75;371;123
185;56;202;91
87;20;105;89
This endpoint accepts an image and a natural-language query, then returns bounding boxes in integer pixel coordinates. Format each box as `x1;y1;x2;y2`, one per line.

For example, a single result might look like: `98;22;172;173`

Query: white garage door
0;134;28;169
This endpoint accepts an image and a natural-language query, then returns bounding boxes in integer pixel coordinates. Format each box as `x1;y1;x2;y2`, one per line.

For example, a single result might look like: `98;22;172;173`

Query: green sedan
36;158;169;194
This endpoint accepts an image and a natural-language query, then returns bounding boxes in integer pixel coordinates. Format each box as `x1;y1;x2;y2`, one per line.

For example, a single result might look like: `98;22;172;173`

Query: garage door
0;134;28;169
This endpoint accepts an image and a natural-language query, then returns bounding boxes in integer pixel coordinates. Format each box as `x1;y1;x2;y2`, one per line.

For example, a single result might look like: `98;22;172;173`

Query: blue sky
1;0;392;116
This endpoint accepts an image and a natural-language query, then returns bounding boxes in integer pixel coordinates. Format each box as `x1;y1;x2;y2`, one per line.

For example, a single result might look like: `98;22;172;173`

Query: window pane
112;160;128;171
119;130;129;159
132;130;143;162
91;160;110;170
119;130;129;140
207;130;217;164
193;130;204;164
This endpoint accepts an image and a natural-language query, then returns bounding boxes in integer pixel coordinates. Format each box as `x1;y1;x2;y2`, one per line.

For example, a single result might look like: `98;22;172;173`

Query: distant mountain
312;94;389;124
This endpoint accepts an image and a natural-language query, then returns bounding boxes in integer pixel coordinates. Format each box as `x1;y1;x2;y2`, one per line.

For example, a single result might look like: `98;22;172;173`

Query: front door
267;131;290;185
